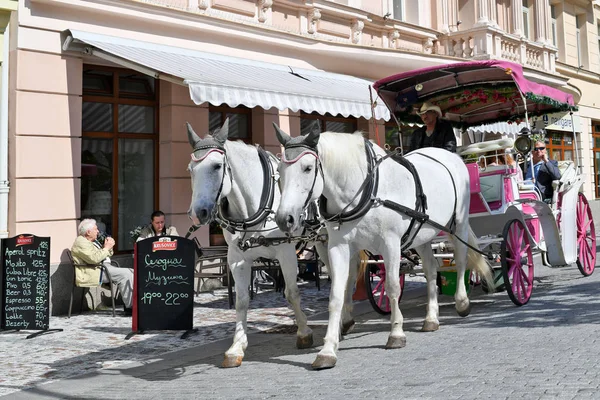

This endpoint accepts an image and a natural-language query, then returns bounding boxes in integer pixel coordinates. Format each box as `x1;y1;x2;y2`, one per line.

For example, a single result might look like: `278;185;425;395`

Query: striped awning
62;30;390;121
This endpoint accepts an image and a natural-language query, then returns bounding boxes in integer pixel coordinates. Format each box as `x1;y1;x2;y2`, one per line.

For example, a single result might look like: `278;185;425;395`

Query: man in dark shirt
524;141;561;202
409;102;457;153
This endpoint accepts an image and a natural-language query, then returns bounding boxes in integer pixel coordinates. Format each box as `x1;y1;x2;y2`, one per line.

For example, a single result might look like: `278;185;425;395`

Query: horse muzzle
189;204;216;225
275;212;299;233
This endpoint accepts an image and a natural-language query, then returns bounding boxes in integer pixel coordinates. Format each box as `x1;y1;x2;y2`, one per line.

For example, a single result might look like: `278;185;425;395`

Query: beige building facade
3;0;599;313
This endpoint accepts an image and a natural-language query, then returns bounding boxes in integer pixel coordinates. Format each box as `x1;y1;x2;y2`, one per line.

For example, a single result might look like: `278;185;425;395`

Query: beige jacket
70;236;113;287
136;225;179;241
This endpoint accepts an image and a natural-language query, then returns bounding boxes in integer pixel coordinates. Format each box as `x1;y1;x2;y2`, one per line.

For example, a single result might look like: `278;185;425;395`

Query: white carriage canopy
62;30;390;121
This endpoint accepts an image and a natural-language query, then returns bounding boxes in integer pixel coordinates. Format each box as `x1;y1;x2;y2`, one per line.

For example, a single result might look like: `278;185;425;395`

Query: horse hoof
222;354;243;368
297;334;314;349
312;354;337;370
457;303;471;317
385;335;406;349
341;320;355;335
421;320;440;332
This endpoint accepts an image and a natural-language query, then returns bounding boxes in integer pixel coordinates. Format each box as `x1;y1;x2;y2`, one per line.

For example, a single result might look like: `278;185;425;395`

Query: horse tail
465;226;494;292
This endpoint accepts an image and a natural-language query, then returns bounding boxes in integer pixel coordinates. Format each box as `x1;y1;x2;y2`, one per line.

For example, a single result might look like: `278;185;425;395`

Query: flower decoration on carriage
129;225;144;241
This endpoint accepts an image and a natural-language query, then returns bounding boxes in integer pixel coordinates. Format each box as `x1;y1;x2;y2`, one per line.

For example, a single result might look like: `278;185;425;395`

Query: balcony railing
440;26;557;73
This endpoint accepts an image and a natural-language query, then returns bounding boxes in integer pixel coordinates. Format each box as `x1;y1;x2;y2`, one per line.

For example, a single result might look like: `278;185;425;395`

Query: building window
300;112;357;134
544;131;574;164
522;0;531;39
551;5;558;46
392;0;404;21
592;123;600;198
209;105;251;143
81;66;158;252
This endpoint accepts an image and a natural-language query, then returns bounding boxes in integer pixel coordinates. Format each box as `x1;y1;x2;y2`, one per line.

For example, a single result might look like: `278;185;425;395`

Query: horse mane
224;138;255;155
317;131;369;180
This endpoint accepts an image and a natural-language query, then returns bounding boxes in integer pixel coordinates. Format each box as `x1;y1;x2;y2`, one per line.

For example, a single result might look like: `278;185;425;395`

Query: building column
534;0;549;43
158;82;209;245
474;0;490;27
488;0;498;27
438;0;450;33
511;0;524;36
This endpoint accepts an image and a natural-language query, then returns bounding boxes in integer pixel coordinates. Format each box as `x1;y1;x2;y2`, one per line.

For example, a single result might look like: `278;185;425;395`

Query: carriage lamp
514;135;532;154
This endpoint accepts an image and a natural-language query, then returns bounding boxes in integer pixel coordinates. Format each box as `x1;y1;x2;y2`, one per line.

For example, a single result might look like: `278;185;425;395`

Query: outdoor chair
193;238;233;308
66;249;120;318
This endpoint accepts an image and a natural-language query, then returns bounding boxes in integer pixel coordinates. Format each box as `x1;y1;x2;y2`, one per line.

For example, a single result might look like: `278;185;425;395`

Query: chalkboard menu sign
131;236;195;337
1;235;51;332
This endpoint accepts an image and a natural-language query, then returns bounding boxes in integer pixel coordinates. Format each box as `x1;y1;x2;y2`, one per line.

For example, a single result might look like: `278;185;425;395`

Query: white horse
273;126;493;369
187;120;356;367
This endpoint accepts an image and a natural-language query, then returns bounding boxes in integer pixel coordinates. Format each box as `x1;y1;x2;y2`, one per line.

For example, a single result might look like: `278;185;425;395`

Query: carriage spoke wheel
501;219;534;306
576;193;596;276
364;257;405;315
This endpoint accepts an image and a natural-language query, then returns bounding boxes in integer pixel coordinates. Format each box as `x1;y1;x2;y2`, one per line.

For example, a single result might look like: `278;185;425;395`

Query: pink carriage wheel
364;256;405;315
576;193;596;277
501;219;534;306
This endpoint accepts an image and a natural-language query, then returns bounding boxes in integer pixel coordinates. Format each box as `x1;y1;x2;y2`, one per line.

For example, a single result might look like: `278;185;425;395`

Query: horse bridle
192;144;231;207
280;144;324;211
281;138;379;226
187;141;278;240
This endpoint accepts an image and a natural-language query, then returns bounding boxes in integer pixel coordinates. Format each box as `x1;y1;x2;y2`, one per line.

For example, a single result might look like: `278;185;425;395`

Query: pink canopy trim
373;60;575;128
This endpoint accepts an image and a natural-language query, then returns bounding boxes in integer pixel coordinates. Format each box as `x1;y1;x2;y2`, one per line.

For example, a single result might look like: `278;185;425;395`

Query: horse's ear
186;122;202;148
273;123;292;146
213;118;229;145
306;120;321;137
304;127;321;148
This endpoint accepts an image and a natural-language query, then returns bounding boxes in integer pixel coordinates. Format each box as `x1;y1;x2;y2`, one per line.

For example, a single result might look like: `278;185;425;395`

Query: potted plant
209;222;226;246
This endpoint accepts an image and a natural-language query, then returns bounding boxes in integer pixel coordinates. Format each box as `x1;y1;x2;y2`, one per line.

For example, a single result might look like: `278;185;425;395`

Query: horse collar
319;139;379;224
216;146;277;236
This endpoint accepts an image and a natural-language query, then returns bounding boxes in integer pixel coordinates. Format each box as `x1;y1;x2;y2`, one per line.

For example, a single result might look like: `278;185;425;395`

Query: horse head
187;119;231;225
273;121;324;233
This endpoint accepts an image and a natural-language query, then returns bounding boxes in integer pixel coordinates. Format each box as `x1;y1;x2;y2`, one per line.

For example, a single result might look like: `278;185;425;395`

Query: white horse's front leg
415;244;440;332
312;243;349;370
341;254;359;335
223;258;252;368
381;246;406;348
277;248;313;349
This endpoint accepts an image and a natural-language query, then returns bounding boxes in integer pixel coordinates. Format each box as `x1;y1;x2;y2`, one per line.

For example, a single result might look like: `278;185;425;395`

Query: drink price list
1;235;52;333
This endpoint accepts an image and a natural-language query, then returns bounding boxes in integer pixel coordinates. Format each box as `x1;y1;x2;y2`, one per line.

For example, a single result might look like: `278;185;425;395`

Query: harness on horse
285;138;464;252
217;146;276;234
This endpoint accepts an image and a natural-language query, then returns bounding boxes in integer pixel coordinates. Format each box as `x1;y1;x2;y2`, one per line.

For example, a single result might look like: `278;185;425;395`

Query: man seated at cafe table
71;219;134;316
136;210;179;241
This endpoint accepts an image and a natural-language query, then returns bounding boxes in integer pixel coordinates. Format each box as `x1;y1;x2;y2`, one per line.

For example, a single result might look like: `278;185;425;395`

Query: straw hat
417;102;442;118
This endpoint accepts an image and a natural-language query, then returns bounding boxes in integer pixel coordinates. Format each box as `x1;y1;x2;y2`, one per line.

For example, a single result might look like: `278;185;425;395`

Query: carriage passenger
410;102;457;153
479;151;523;181
524;141;561;203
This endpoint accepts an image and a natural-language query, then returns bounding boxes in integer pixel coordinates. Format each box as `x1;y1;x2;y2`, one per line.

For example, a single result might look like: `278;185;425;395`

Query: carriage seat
552;161;576;192
457;138;515;156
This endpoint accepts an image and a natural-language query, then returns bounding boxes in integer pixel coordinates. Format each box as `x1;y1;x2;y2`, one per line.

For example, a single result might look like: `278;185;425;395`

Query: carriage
365;60;596;312
187;59;595;370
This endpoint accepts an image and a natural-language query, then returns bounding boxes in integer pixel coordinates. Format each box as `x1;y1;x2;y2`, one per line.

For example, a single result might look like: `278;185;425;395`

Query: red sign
152;241;177;252
16;235;34;247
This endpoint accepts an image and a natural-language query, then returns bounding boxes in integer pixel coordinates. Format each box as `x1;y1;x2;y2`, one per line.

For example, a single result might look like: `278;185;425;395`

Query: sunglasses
533;147;546;151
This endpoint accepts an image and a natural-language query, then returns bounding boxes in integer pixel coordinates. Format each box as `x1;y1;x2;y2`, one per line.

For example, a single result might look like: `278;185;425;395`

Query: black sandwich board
0;234;62;338
128;236;197;339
